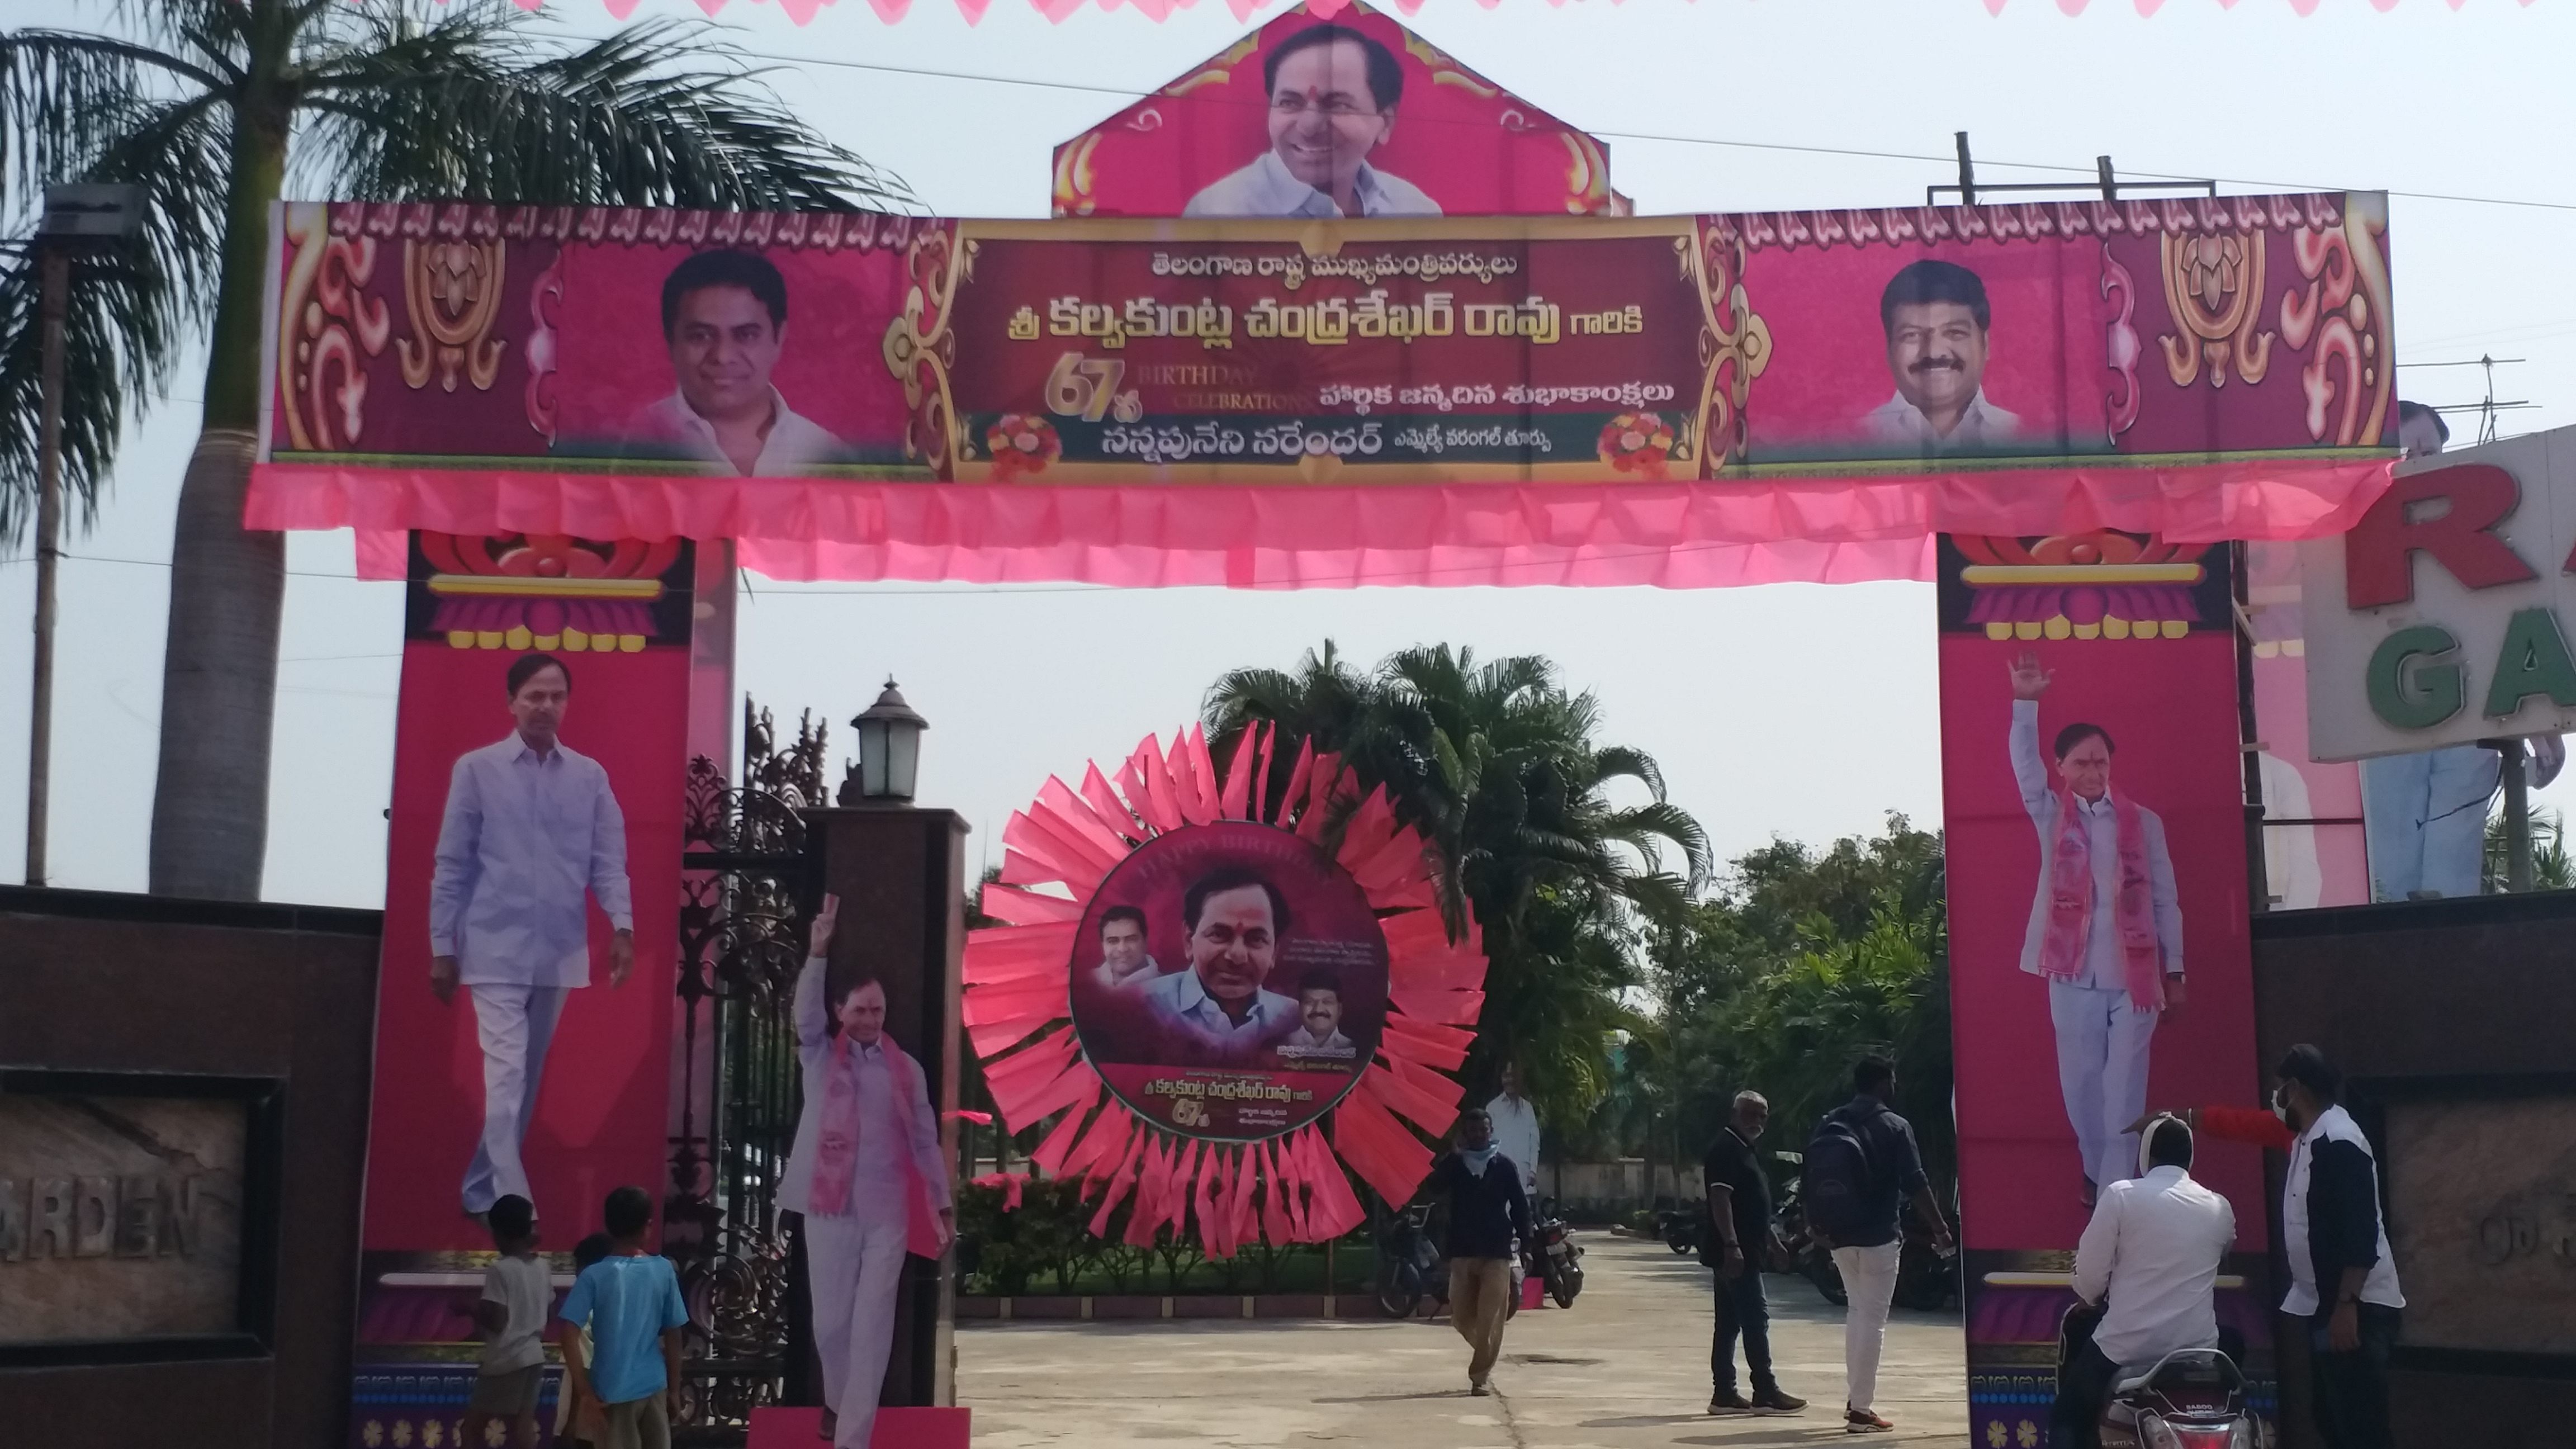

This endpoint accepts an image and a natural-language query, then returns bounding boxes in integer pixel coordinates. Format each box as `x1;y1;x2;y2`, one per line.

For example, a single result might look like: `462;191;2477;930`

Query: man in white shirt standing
2052;1116;2236;1449
1139;868;1300;1062
626;248;846;475
1181;25;1441;220
2009;651;2185;1205
1485;1061;1542;1199
430;652;634;1223
1485;1060;1542;1306
1860;259;2021;451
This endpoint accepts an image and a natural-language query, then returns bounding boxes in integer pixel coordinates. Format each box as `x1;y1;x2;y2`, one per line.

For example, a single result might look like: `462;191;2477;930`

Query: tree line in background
960;640;1955;1246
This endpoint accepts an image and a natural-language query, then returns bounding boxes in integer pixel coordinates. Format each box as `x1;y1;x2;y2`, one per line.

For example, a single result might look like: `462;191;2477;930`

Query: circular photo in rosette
1069;820;1390;1142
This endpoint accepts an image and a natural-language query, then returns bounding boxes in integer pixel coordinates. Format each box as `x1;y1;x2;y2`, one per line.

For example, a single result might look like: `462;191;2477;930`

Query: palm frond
297;11;912;211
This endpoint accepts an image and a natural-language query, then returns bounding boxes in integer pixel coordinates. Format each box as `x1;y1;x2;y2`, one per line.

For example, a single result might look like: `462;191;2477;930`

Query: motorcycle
1375;1201;1445;1319
2062;1306;2266;1448
1533;1197;1584;1306
1652;1204;1704;1256
1769;1150;1959;1310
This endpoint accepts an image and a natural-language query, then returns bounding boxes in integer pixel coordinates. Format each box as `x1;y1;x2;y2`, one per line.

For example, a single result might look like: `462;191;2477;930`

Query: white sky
4;0;2575;907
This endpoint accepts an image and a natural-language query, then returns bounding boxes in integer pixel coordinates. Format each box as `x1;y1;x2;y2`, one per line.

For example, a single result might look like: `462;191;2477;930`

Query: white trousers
808;1213;908;1449
2049;979;2157;1191
464;983;570;1215
1832;1240;1901;1413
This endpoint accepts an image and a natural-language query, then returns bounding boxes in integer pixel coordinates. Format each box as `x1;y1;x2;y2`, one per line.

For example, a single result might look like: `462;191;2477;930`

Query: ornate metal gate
668;702;832;1443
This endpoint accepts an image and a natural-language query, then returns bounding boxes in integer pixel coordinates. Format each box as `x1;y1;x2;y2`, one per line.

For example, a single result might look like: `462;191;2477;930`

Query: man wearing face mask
1182;25;1440;220
1862;259;2021;451
2133;1048;2402;1447
2009;651;2185;1206
1701;1091;1806;1418
1427;1107;1533;1396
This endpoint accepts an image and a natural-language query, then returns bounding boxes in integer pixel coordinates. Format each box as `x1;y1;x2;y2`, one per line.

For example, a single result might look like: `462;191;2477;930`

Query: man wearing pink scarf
2008;652;2186;1207
779;895;955;1449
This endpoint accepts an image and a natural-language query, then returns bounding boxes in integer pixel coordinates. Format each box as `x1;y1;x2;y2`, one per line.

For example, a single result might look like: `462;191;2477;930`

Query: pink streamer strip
257;464;2393;588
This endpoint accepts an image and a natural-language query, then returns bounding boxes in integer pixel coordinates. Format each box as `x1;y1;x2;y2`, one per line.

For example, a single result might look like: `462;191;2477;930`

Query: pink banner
1935;533;2276;1443
1052;7;1613;219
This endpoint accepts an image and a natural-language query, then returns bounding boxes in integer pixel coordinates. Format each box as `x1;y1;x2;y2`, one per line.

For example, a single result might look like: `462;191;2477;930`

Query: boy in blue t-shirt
556;1186;689;1449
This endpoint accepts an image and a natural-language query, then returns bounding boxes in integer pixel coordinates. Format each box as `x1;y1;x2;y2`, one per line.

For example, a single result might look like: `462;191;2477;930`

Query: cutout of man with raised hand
2007;649;2185;1208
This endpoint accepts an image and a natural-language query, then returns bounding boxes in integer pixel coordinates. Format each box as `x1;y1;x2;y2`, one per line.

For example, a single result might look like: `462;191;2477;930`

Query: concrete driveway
959;1232;1969;1448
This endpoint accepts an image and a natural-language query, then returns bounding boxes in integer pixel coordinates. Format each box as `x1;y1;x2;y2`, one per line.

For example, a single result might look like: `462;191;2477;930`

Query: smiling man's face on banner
1266;37;1396;201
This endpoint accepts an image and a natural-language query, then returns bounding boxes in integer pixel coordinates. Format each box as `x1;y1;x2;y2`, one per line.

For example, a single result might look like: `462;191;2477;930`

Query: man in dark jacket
2274;1045;2402;1449
1428;1107;1534;1396
1816;1057;1953;1434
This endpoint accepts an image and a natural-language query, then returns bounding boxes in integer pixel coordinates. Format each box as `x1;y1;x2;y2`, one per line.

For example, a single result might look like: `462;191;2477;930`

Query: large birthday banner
263;194;2395;490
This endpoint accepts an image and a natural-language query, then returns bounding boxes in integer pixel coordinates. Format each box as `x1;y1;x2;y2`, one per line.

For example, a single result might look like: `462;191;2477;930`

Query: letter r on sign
2345;464;2539;608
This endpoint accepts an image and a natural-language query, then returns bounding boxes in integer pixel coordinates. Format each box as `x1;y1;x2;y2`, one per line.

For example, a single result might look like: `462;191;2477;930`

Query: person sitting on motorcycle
2053;1115;2237;1449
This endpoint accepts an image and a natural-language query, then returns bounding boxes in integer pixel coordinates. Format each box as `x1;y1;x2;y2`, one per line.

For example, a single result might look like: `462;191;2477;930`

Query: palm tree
1205;641;1710;1124
0;1;907;898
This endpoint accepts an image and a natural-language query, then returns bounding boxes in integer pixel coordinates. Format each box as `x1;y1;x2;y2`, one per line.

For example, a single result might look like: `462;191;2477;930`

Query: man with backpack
1805;1056;1953;1435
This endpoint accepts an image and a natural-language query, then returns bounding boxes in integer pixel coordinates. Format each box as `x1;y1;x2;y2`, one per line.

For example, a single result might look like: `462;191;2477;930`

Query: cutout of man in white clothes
780;896;956;1449
2007;651;2185;1204
430;652;634;1221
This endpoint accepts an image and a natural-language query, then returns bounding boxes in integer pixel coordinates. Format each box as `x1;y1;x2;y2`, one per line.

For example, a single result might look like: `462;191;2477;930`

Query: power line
741;46;2576;216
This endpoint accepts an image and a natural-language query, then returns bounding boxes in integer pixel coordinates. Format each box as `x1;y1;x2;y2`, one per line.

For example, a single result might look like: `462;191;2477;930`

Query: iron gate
668;701;835;1443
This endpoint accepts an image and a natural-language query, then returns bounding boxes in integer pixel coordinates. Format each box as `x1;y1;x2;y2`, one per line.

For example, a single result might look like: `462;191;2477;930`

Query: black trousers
2308;1304;2399;1449
2049;1339;2119;1449
1710;1266;1776;1395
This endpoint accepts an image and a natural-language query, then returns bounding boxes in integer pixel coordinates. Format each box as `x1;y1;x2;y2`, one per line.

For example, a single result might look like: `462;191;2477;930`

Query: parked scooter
2061;1305;2267;1448
1533;1197;1585;1306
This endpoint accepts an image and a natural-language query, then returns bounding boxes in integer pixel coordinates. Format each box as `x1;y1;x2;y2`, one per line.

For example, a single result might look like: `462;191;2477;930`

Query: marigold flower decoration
984;413;1062;480
962;722;1489;1257
1598;410;1675;476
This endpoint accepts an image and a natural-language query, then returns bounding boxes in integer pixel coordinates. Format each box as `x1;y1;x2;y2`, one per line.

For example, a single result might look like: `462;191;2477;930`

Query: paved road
959;1233;1969;1448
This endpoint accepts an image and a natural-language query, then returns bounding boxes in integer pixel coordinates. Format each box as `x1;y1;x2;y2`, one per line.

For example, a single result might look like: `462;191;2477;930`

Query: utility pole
23;183;143;886
1954;132;1977;206
25;242;67;885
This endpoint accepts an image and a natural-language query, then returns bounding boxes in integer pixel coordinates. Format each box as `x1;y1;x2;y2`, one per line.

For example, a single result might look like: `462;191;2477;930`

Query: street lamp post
23;183;144;886
847;678;929;804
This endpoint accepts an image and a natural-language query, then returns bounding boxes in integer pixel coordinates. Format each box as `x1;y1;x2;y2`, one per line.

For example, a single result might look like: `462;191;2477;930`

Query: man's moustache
1909;358;1964;375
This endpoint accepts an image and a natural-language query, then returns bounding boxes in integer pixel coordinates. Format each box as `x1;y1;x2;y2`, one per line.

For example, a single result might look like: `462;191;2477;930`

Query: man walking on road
1807;1056;1952;1435
1703;1090;1806;1417
1428;1107;1533;1397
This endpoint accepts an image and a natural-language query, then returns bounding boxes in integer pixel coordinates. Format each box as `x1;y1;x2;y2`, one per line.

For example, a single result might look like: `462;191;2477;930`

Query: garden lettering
2353;462;2576;731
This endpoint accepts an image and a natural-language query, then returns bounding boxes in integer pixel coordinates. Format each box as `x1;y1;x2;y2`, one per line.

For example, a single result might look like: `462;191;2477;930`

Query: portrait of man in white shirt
429;652;634;1223
2006;650;2185;1206
1861;258;2022;451
1276;969;1356;1062
1138;866;1300;1063
1089;905;1162;994
1182;25;1441;220
623;248;846;475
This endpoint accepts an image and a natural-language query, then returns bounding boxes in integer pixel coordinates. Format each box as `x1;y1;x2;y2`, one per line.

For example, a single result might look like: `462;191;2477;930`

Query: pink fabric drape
249;458;2392;588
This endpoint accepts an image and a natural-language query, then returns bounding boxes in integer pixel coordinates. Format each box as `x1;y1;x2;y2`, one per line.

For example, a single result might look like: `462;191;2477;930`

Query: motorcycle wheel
1897;1259;1959;1311
1549;1262;1581;1308
1802;1253;1848;1308
1377;1267;1422;1320
1667;1231;1695;1255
